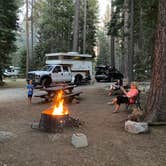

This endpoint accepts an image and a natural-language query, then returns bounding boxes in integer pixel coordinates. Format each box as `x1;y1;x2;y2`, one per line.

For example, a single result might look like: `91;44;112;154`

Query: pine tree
0;0;18;81
107;0;158;80
31;0;98;69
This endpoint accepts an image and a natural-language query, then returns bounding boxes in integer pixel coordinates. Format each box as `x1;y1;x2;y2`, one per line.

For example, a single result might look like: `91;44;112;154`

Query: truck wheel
110;77;114;82
108;77;113;82
74;75;82;86
41;78;51;87
96;79;100;82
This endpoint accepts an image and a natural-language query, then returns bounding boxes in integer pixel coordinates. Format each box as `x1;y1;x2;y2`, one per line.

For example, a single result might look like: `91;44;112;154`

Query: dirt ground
0;79;166;166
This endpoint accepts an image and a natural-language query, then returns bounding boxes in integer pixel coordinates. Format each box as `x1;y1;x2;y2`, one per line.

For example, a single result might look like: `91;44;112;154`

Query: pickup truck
28;64;72;87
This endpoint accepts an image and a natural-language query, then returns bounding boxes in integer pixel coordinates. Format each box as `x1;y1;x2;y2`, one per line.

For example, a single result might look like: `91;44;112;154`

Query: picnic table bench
34;92;54;102
62;91;83;103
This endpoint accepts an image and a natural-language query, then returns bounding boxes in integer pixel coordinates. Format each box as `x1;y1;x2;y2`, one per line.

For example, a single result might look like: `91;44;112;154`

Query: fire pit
32;90;81;133
39;110;81;133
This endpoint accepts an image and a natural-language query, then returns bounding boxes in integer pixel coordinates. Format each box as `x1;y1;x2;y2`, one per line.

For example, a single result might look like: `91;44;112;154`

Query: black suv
95;66;124;82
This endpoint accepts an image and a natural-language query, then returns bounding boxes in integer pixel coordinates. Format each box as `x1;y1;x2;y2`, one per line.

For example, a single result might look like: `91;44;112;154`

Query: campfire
42;90;69;116
38;90;81;133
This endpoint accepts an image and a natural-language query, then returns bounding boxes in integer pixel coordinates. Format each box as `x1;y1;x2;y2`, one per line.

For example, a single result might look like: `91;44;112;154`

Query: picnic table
34;85;82;102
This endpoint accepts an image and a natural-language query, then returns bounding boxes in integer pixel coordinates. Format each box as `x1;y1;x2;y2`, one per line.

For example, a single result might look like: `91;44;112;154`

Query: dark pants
28;94;33;98
116;96;129;105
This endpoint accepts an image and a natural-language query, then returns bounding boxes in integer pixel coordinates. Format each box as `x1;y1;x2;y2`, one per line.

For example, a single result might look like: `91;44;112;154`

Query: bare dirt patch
0;82;166;166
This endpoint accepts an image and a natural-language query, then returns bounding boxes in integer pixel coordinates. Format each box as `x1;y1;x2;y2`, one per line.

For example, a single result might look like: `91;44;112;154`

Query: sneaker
112;110;118;113
107;102;113;105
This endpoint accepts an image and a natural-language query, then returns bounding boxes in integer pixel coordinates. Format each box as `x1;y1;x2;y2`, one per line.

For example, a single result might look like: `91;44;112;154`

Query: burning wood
42;90;69;116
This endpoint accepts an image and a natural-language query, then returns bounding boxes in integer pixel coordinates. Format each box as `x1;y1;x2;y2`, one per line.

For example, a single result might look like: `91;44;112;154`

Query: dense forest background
0;0;158;80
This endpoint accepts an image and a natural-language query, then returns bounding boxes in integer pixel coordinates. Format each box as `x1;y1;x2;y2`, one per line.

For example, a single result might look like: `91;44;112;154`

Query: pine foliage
107;0;158;80
0;0;18;79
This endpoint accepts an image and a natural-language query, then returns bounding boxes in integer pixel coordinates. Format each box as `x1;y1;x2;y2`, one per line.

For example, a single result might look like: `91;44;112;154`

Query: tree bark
83;0;87;54
73;0;80;52
123;0;129;79
110;0;115;67
111;36;115;67
30;0;34;70
145;0;166;122
128;0;134;82
26;0;29;79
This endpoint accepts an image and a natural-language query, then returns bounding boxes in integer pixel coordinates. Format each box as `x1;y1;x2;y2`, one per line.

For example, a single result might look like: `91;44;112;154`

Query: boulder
31;122;39;129
125;120;148;134
71;133;88;148
0;131;17;143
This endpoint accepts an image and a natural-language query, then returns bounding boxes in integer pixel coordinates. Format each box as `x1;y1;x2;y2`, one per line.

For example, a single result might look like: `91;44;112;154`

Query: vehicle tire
0;75;2;83
107;77;113;82
74;75;82;86
96;78;100;82
41;78;51;87
110;77;114;82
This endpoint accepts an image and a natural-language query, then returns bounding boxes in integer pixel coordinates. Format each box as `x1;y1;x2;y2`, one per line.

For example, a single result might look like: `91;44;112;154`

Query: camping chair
126;90;142;110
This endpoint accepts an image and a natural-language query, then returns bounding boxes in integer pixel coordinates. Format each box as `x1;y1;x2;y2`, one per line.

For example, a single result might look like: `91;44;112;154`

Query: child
27;80;34;104
108;79;123;96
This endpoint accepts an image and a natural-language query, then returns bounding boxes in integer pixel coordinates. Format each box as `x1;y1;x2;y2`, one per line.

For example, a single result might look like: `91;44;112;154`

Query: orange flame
51;90;68;115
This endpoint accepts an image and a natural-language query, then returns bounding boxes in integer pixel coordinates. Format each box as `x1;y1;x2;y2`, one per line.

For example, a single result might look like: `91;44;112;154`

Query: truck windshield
41;65;53;71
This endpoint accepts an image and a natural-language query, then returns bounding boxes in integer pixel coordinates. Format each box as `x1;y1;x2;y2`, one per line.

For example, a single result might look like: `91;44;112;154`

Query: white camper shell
45;52;92;85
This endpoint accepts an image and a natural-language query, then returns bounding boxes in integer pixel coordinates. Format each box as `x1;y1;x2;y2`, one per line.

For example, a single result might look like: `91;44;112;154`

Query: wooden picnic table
44;85;74;93
34;85;82;102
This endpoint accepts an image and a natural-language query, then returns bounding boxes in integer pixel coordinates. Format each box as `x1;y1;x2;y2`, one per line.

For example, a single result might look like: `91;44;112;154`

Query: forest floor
0;79;166;166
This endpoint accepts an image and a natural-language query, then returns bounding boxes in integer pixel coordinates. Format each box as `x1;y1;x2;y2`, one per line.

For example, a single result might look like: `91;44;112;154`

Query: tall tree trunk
83;0;87;54
123;0;129;78
145;0;166;122
128;0;134;82
138;7;143;56
111;36;115;67
31;0;34;70
50;0;54;52
110;0;115;67
26;0;29;79
73;0;80;52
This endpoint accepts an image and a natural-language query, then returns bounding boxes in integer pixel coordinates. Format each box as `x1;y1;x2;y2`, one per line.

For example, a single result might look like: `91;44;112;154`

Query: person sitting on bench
108;82;139;113
108;79;123;96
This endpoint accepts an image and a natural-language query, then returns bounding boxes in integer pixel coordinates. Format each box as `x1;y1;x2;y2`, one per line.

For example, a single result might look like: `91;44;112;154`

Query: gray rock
125;120;149;134
0;131;17;143
71;133;88;148
31;122;39;129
